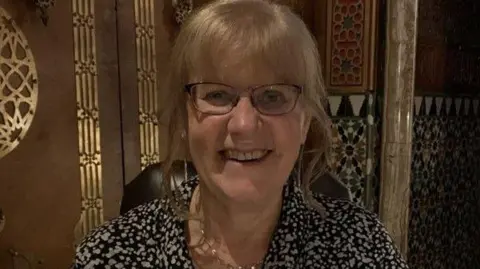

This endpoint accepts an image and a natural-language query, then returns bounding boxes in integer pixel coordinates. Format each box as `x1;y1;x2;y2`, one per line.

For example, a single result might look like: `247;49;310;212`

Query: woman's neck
187;184;283;267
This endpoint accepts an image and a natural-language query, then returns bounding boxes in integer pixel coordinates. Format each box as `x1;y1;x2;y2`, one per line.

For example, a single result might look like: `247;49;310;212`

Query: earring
295;144;305;188
183;158;189;182
181;129;189;182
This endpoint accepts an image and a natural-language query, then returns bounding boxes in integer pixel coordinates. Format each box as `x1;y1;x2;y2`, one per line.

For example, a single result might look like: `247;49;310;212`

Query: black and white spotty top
73;177;409;268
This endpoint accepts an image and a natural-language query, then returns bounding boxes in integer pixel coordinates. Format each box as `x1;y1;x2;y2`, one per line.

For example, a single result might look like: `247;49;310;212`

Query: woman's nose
227;97;260;135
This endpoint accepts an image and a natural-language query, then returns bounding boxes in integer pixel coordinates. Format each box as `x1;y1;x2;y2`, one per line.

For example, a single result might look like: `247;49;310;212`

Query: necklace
190;187;264;269
199;228;264;269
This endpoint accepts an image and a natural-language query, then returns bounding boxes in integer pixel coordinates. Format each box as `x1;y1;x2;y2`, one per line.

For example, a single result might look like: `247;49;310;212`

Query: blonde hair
159;0;332;215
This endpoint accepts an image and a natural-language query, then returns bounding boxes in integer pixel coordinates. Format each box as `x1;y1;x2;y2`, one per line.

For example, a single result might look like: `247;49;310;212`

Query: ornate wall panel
0;0;82;267
0;7;38;159
72;0;104;237
134;0;160;170
325;0;378;92
409;0;480;267
327;94;377;209
409;96;480;269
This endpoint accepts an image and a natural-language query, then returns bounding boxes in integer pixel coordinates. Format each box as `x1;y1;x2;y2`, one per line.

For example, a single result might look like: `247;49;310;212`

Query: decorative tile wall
408;95;480;269
327;93;378;209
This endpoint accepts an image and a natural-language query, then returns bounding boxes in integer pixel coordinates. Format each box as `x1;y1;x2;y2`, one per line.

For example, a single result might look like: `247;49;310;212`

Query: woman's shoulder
303;194;409;267
73;199;168;268
306;194;383;238
313;194;377;223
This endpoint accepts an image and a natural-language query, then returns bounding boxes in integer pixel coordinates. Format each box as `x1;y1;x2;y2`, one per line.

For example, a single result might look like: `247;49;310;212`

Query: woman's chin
211;175;278;204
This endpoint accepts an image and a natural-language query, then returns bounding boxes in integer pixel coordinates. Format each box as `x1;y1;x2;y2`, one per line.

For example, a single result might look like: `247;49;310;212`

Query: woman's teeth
224;150;269;161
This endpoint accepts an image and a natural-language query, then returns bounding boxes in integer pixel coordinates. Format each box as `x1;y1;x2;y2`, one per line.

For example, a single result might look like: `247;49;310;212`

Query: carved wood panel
0;1;81;267
0;0;123;267
323;0;379;93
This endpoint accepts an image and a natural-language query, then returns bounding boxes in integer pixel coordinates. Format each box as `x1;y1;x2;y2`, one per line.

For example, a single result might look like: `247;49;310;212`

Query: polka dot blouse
73;177;409;268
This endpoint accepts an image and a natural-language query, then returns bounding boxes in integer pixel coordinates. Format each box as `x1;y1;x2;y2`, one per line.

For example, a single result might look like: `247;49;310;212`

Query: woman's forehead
188;53;301;86
192;63;276;85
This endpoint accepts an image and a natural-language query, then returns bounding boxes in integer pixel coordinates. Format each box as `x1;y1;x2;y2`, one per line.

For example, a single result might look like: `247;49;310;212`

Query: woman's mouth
221;150;272;163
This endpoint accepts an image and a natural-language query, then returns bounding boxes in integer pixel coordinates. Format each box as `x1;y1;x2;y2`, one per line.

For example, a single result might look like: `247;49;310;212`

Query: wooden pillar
379;0;418;257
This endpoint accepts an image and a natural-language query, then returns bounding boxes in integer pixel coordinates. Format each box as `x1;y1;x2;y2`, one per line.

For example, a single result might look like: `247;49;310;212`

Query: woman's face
187;64;310;204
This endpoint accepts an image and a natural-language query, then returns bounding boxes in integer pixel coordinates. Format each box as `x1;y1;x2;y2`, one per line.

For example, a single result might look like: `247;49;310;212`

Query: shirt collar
159;176;313;268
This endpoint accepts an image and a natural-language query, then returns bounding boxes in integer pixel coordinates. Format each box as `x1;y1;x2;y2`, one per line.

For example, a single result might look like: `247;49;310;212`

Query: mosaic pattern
331;118;367;206
327;95;369;117
327;93;377;208
408;96;480;269
364;93;377;211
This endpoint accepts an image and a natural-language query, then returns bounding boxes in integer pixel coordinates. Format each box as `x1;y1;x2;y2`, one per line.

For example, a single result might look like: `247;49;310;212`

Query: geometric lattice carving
72;0;104;238
135;0;160;169
325;0;378;92
331;2;364;85
0;7;39;159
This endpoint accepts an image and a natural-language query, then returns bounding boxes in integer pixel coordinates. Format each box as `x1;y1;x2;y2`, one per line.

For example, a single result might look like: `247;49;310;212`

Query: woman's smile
221;149;272;162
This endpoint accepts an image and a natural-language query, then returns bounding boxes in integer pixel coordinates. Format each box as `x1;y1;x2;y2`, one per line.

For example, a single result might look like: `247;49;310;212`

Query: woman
73;0;409;268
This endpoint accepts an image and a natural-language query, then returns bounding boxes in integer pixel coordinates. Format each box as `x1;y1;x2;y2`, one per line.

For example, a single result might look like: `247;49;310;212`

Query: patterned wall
325;1;480;268
0;7;39;159
72;0;104;237
322;0;380;210
327;93;378;210
408;96;480;269
134;0;161;169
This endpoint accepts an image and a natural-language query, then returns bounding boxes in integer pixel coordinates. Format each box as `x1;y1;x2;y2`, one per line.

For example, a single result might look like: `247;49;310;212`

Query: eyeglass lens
191;83;299;115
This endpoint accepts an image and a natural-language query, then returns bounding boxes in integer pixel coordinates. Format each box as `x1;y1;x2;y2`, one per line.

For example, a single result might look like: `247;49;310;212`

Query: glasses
184;82;302;116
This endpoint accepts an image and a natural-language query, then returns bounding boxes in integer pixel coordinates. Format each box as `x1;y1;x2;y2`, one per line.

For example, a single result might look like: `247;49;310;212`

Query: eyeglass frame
184;82;303;116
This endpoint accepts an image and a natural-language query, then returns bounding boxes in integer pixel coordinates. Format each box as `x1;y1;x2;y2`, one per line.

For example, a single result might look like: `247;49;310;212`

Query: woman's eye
201;90;235;106
204;91;229;100
258;90;286;104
